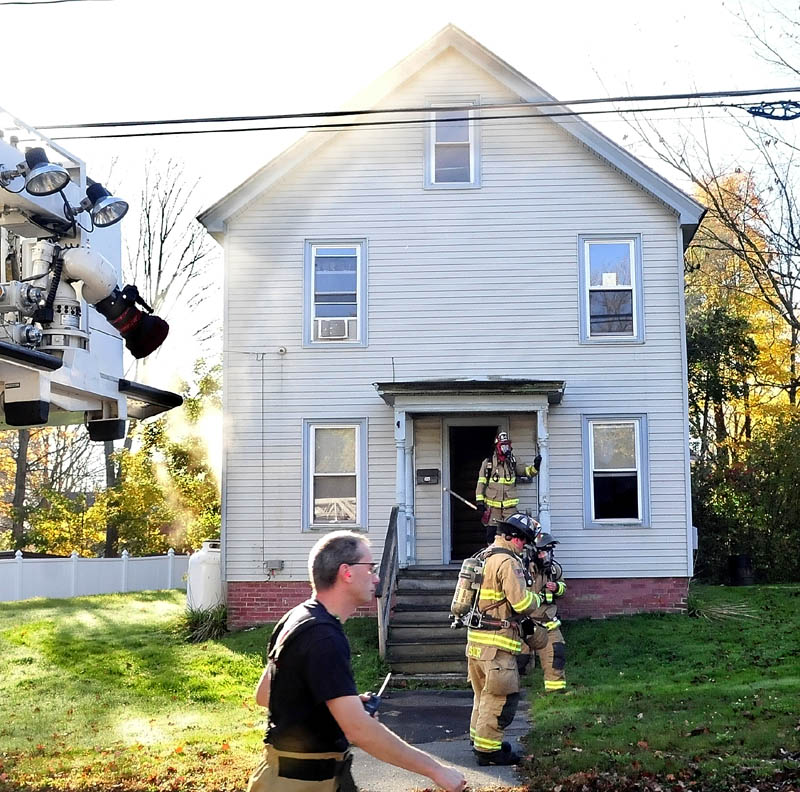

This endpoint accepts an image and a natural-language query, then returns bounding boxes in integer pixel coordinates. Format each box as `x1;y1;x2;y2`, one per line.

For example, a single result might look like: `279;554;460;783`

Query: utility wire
37;100;785;142
32;86;800;131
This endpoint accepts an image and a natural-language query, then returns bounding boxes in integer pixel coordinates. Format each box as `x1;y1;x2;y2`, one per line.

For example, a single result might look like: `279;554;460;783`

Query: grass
521;583;800;789
0;591;387;792
1;586;798;791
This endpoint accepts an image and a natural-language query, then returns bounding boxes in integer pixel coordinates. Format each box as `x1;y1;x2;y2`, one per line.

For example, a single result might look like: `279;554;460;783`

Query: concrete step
388;640;466;661
390;672;469;687
389;658;468;675
391;609;451;625
396;577;457;592
389;624;460;643
394;591;453;608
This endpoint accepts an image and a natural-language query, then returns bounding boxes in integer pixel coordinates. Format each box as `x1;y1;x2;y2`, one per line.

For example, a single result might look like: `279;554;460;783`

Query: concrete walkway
350;690;529;791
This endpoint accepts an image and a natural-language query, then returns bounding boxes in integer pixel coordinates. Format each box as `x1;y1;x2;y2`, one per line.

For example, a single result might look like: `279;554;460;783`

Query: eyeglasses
349;562;379;574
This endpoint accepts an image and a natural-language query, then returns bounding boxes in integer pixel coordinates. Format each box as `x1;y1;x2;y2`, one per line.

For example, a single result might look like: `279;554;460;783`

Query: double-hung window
304;241;366;345
425;102;480;188
303;419;367;530
583;416;650;526
578;236;644;342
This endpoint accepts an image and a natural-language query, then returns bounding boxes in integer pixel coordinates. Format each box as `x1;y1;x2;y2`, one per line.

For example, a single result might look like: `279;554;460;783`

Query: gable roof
198;24;705;246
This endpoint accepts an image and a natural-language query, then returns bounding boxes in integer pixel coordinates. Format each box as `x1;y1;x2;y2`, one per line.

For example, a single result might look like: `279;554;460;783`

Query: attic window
425;102;480;189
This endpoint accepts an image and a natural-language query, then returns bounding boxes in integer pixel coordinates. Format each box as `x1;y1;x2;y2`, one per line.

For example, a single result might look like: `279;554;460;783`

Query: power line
32;85;800;132
0;0;111;5
35;100;779;142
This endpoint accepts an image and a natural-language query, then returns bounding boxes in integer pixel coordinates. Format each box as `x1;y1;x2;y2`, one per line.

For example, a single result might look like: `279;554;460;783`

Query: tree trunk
714;400;729;467
103;440;120;557
11;428;29;547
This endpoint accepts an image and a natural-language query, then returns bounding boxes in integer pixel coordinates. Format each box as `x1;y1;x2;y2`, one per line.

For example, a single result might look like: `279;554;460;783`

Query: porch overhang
373;378;566;410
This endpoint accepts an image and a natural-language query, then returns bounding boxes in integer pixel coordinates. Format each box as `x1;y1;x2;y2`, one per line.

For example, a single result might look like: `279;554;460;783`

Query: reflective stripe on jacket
466;536;541;661
475;453;538;509
529;565;567;625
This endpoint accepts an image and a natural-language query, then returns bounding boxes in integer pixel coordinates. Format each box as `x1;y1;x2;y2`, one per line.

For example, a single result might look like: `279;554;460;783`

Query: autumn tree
102;157;217;556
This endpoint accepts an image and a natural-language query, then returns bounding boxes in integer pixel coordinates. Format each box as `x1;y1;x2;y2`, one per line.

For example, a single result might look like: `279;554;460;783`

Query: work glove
481;508;491;527
533;454;542;471
519;617;536;637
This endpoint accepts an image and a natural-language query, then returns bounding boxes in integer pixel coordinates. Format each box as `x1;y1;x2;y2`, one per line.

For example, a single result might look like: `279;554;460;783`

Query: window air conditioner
318;319;348;339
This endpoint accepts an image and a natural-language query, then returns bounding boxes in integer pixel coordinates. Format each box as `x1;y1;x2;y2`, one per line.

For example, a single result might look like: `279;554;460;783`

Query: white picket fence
0;549;189;602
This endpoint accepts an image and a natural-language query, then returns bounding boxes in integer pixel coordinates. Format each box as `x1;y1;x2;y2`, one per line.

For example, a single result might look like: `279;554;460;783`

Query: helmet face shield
495;431;512;458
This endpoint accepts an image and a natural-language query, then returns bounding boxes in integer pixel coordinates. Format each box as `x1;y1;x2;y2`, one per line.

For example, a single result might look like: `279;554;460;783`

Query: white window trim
578;234;644;343
303;239;368;347
582;415;650;528
302;419;368;531
424;99;481;189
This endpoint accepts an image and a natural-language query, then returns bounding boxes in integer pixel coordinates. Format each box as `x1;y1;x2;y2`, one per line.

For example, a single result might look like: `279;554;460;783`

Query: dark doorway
449;425;498;561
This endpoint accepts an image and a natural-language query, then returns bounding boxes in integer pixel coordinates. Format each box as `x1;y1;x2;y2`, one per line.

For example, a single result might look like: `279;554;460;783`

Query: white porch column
394;407;408;567
404;414;416;565
536;406;551;532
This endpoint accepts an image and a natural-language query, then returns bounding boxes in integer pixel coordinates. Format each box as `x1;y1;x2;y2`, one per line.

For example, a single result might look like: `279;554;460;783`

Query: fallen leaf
637;740;649;749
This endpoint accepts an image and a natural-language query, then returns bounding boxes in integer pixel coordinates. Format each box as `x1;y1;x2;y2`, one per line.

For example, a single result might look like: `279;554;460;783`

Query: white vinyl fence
0;549;189;602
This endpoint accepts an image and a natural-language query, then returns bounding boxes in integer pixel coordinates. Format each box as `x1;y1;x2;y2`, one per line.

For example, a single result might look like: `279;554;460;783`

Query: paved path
350;690;528;791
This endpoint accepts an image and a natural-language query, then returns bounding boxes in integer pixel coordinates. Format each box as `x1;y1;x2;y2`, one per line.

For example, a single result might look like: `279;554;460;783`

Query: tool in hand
443;487;478;510
363;672;392;717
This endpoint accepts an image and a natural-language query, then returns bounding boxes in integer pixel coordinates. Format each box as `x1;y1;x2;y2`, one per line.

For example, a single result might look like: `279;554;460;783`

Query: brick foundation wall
228;577;687;628
558;577;689;620
227;581;377;629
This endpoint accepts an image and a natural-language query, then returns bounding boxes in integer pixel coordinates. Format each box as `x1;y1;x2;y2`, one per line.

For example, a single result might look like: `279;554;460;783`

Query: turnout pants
468;651;521;753
533;627;566;692
247;745;356;792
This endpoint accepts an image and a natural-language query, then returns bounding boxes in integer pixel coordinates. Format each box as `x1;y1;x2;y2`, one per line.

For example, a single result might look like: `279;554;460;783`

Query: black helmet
534;531;559;550
496;513;539;544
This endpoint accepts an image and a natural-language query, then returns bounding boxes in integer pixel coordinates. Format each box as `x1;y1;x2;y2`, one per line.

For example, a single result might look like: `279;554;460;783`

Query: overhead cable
33;85;800;131
37;100;786;142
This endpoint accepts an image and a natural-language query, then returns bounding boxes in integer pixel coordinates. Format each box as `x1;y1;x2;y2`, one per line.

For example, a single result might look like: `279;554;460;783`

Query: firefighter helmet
534;531;559;550
495;431;510;445
495;512;539;544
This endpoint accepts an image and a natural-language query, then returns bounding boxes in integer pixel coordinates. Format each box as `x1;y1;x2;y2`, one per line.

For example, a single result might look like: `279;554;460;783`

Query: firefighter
523;531;567;693
466;513;541;766
475;432;541;541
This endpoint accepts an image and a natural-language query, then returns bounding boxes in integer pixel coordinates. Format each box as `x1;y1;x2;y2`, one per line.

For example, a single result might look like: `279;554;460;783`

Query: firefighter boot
474;745;523;766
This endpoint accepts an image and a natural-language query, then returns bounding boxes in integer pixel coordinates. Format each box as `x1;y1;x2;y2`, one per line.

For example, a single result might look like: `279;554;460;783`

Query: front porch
373;378;566;566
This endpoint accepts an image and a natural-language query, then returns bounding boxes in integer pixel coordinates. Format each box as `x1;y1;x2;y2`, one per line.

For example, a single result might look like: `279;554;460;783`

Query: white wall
221;48;690;581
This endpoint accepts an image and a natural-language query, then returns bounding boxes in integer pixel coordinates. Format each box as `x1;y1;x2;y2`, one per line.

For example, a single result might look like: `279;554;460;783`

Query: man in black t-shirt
247;530;466;792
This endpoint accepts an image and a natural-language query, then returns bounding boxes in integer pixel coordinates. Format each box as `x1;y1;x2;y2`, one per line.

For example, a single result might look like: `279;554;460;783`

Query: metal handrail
376;506;399;660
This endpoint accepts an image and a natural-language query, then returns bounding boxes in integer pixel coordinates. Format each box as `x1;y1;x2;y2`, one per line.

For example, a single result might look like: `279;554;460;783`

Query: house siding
221;47;690;590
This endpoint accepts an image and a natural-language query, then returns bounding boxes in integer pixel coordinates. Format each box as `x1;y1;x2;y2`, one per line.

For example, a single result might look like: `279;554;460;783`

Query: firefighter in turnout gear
476;432;541;541
466;513;542;766
523;531;567;692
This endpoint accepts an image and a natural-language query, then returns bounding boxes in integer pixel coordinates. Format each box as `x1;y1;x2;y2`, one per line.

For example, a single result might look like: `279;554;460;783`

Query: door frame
441;415;508;564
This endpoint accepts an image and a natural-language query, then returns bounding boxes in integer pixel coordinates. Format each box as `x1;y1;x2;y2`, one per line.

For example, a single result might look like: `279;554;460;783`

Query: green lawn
0;591;386;792
521;584;800;789
0;586;798;792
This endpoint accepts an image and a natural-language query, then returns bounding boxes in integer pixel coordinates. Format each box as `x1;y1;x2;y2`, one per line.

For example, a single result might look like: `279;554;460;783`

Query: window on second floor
304;241;367;346
425;103;480;189
578;236;644;343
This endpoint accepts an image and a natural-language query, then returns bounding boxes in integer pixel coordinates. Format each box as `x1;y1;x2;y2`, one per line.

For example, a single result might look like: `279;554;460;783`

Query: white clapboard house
200;25;705;666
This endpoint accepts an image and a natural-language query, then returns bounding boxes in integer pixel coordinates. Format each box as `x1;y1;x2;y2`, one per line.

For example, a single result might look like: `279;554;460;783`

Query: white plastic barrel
186;540;223;610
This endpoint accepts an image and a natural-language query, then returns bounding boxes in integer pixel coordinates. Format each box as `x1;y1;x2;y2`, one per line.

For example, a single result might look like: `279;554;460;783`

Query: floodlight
85;181;128;227
23;147;70;196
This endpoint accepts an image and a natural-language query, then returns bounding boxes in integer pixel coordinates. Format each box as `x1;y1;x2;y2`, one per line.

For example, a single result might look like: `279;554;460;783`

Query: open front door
447;423;499;561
